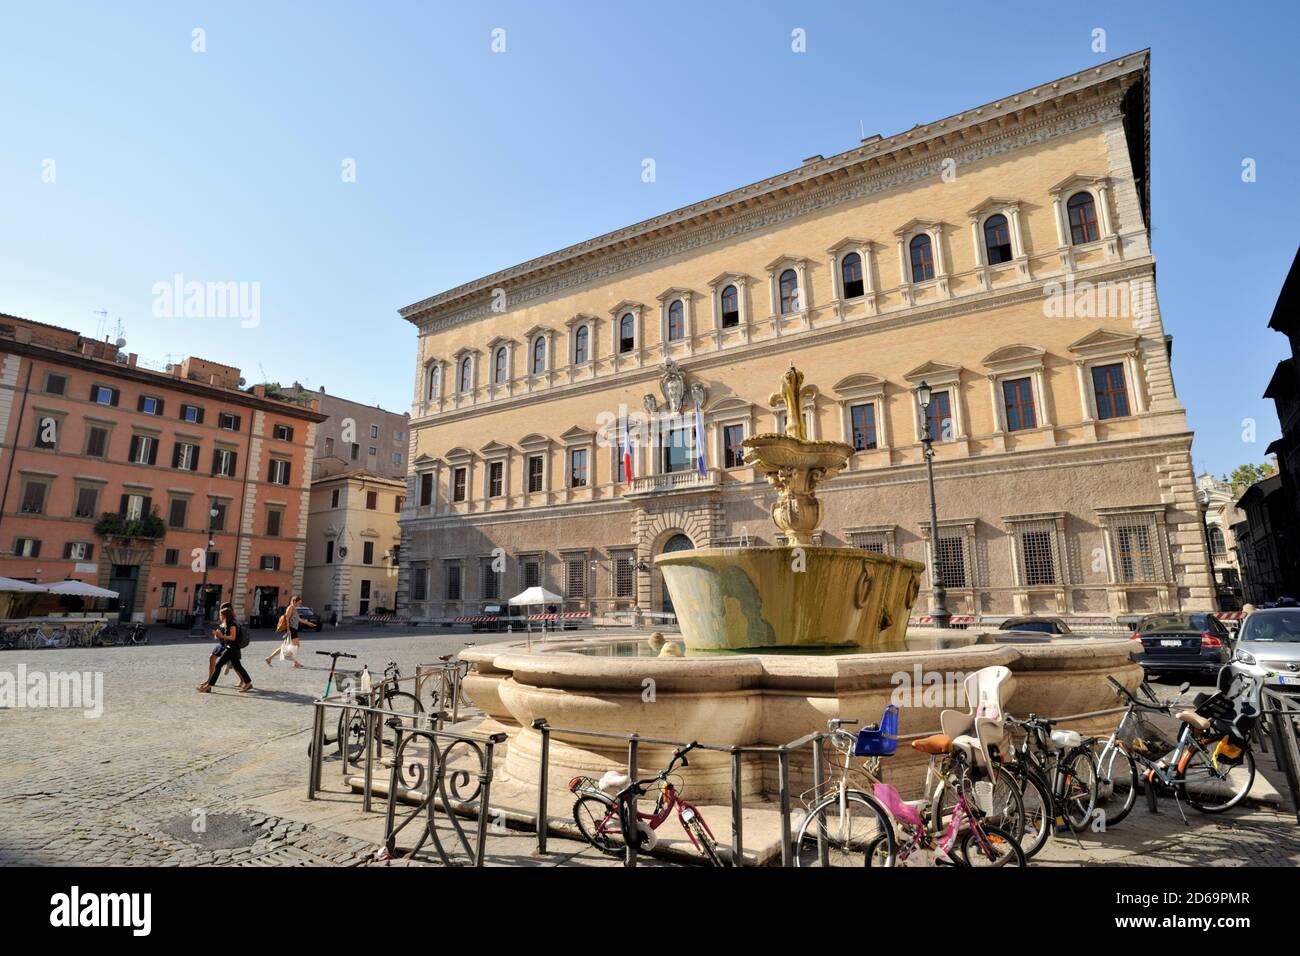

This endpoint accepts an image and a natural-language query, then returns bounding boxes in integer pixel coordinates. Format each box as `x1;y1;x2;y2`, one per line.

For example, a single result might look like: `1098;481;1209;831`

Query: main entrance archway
658;533;694;616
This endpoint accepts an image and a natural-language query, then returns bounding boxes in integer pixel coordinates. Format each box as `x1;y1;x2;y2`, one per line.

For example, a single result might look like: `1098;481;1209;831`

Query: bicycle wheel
572;796;623;856
337;708;370;762
793;790;895;867
683;814;728;867
960;824;1025;867
1013;767;1053;859
931;766;1025;839
1060;748;1099;832
380;691;424;740
1178;747;1255;813
1094;744;1138;828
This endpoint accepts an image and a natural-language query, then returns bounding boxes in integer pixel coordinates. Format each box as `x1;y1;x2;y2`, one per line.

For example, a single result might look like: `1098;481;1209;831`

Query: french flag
621;414;634;485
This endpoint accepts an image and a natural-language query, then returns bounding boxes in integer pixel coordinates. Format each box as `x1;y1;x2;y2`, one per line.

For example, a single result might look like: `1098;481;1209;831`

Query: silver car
1231;608;1300;688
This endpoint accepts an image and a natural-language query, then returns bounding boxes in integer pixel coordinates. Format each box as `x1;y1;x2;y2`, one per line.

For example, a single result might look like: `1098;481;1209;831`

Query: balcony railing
625;468;721;497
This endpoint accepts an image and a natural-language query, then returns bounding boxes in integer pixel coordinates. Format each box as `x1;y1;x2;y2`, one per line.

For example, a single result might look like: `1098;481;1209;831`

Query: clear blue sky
1;1;1296;478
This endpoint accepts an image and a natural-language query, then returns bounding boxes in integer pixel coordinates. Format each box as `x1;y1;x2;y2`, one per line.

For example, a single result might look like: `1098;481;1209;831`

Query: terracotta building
397;51;1215;623
0;314;325;624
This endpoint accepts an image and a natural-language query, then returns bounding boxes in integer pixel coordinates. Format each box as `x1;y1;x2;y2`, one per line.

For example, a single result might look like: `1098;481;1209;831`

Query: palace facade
396;50;1215;623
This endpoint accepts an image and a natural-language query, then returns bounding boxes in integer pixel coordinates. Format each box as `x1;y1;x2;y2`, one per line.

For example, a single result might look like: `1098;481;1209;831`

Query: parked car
1000;616;1073;635
1129;612;1231;680
276;605;322;631
1230;607;1300;688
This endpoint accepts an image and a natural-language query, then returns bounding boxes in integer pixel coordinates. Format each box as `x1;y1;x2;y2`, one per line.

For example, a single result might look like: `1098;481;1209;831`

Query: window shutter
231;414;242;431
90;383;99;401
84;543;93;560
110;388;120;407
31;540;40;558
229;451;238;475
147;438;158;465
154;399;165;417
63;542;73;559
141;496;152;516
119;494;129;514
282;462;291;485
136;395;146;412
128;435;140;462
285;425;294;441
196;406;205;424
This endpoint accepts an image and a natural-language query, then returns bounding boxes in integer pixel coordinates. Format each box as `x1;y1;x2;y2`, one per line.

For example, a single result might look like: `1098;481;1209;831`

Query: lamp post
915;381;952;629
193;506;219;632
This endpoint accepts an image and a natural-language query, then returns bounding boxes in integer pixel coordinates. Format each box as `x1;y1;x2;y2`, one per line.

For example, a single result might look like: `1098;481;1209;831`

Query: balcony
625;468;721;498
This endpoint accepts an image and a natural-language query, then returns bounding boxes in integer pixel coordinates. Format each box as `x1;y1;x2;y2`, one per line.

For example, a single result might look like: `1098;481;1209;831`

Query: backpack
235;624;250;649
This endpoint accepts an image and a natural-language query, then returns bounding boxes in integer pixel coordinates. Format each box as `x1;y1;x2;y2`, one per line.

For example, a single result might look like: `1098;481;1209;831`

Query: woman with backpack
197;603;252;693
265;595;306;669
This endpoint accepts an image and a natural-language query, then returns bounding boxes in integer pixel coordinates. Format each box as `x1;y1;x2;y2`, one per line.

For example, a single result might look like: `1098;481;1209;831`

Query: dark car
1000;616;1073;635
276;605;322;631
1129;612;1231;679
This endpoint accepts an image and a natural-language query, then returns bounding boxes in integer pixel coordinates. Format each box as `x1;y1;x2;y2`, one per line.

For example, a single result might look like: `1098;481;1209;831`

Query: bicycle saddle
1175;709;1212;732
911;733;953;755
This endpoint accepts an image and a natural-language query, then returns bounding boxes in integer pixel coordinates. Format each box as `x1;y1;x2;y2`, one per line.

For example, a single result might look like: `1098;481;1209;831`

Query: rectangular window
179;403;203;424
266;509;282;537
1091;364;1130;420
723;424;745;469
209;500;227;532
330;488;341;508
268;459;291;485
368;446;377;457
273;423;294;441
160;582;176;608
260;555;281;571
63;541;93;560
138;395;163;416
925;391;954;443
362;541;374;565
121;494;146;521
566;557;586;597
14;537;40;557
208;551;220;568
91;385;119;406
614;556;635;598
370;424;380;439
129;434;158;465
850;403;877;451
173;442;199;471
1020;529;1056;586
411;567;428;601
167;498;188;529
1116;524;1157;583
85;426;109;458
350;443;360;460
527;455;544;492
75;486;100;519
212;448;237;477
523;560;540;589
452;468;467;502
218;411;241;431
488;461;503;497
1002;378;1037;432
44;373;67;396
324;436;334;457
445;564;462;600
20;482;47;515
662;428;693;474
164;548;180;566
569;448;588;488
366;490;378;510
419;473;434;506
392;452;402;466
325;540;335;564
481;560;500;600
935;534;967;589
395;496;404;512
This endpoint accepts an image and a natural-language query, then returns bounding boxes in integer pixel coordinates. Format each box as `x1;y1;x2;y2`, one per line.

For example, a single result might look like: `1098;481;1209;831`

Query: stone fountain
656;365;923;652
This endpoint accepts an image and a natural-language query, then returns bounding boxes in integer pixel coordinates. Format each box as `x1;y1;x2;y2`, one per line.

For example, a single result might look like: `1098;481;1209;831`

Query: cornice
403;61;1143;332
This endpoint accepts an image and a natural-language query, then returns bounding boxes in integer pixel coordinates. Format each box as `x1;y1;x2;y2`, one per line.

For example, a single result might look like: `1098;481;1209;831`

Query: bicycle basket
1117;711;1177;758
567;775;604;797
853;704;900;756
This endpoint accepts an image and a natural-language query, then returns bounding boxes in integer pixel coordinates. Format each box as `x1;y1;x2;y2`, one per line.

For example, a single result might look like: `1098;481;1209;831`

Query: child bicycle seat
938;665;1016;775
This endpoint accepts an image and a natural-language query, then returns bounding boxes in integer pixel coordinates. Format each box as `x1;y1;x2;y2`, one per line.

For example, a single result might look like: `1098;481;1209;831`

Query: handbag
279;635;296;661
276;613;288;634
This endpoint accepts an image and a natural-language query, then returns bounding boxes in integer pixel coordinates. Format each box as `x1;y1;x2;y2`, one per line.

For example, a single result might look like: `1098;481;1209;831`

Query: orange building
0;314;325;626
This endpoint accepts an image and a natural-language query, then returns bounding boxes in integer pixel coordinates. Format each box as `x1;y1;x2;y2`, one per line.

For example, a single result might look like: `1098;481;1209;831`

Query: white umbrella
0;577;48;593
507;585;564;608
45;580;119;598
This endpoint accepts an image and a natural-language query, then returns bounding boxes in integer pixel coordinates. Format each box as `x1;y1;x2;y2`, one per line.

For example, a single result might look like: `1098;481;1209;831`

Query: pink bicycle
568;741;729;866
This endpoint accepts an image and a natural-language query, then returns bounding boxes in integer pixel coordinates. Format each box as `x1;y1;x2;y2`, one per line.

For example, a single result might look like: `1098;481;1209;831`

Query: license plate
1280;675;1298;685
680;807;695;821
1160;640;1181;647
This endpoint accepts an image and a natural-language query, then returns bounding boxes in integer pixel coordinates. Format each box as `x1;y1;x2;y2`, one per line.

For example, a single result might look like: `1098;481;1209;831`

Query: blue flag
694;398;708;475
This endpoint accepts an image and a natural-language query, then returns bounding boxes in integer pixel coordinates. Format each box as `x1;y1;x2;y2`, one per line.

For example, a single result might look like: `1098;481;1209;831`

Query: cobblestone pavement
1;632;1296;866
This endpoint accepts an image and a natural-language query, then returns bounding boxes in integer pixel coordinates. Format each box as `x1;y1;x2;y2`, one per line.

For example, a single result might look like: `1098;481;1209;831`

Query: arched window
779;269;800;314
458;356;473;393
1208;526;1226;557
619;313;635;353
574;325;589;364
531;336;546;375
841;252;864;299
1067;192;1100;245
493;347;508;385
984;214;1012;264
720;285;739;328
909;234;935;283
667;300;685;341
426;364;440;400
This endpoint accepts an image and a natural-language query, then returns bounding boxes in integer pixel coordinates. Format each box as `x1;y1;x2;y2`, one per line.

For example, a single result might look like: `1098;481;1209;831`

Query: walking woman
197;603;252;693
265;594;307;668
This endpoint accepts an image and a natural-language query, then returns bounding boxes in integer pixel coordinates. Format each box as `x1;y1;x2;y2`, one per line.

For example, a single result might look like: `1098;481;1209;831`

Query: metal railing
1261;686;1300;825
307;679;505;866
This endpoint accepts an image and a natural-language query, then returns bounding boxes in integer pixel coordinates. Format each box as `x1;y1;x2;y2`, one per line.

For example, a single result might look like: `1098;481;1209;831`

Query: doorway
658;533;694;617
255;587;279;627
108;565;139;622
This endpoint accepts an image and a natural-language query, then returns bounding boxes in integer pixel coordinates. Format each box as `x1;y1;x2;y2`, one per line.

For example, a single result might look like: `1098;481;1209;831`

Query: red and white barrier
527;612;593;622
911;615;977;625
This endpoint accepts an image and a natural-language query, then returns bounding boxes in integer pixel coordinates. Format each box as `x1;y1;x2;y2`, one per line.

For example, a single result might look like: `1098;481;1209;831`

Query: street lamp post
192;506;219;633
915;381;952;629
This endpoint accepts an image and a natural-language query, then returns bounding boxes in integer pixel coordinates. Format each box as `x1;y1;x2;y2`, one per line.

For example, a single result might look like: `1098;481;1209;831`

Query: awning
506;585;565;607
45;580;119;599
0;577;48;593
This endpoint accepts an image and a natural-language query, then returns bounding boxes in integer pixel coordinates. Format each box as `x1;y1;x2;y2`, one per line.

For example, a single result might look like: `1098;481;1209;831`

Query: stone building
281;385;411;481
396;50;1214;623
302;469;404;619
0;313;324;624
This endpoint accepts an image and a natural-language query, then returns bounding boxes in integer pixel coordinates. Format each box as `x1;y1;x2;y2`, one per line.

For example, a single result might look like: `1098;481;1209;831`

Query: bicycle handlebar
316;650;357;660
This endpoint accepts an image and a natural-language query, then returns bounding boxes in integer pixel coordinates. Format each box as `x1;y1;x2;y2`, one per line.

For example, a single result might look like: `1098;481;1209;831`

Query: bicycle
568;742;729;866
307;649;361;759
793;715;898;867
336;660;426;761
417;652;475;720
1092;675;1256;826
1001;714;1098;858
